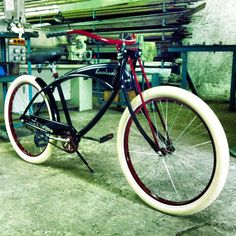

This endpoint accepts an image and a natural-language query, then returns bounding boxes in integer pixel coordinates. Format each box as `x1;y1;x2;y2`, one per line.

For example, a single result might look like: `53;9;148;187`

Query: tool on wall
53;11;92;62
1;0;27;64
7;17;25;38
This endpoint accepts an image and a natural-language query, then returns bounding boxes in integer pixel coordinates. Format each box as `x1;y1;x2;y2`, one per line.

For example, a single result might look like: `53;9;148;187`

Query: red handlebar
67;29;136;45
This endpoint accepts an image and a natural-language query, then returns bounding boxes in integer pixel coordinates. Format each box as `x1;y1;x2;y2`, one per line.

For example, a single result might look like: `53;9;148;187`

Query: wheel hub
34;130;49;147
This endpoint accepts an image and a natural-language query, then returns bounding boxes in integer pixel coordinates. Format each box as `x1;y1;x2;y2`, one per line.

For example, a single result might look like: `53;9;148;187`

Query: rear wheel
117;86;229;215
4;75;53;164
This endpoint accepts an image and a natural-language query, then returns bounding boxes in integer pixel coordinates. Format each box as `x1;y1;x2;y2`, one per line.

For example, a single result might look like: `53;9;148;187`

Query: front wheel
117;86;229;215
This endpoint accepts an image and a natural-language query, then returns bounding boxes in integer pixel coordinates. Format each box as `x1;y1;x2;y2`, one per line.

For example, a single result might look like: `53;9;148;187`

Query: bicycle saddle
28;48;66;64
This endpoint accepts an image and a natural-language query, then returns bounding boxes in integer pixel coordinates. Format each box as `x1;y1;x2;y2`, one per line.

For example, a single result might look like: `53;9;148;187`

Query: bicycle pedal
99;133;113;143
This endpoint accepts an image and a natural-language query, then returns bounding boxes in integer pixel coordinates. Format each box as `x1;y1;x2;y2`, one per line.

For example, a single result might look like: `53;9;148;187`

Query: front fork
122;55;173;155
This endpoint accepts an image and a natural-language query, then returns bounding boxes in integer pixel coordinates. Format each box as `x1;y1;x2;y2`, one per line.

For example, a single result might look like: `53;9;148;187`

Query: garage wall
185;0;236;100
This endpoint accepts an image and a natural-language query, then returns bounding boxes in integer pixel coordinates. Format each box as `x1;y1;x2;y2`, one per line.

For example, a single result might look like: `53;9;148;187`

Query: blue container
0;65;6;76
151;73;160;86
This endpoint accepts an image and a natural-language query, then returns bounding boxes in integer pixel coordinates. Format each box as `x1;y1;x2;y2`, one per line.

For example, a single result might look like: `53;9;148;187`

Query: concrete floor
0;102;236;236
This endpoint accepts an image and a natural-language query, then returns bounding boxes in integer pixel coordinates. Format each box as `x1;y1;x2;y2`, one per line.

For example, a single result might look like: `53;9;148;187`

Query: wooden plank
98;29;178;37
0;0;202;17
29;5;196;24
63;6;189;21
27;4;185;22
22;0;205;48
58;0;202;13
27;1;204;23
62;9;194;31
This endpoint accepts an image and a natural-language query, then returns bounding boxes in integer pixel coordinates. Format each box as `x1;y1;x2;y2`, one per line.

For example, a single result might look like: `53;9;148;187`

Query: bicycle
4;29;229;215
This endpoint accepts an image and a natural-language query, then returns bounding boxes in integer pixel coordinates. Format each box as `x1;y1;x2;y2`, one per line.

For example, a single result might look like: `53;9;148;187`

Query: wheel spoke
162;158;180;200
129;150;155;156
169;104;182;135
174;115;197;144
190;140;212;148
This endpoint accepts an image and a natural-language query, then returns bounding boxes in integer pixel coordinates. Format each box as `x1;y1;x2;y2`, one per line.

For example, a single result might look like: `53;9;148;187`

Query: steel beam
168;45;236;111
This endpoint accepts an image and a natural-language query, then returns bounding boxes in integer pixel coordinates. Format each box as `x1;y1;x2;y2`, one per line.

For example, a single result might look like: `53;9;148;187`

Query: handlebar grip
46;31;68;38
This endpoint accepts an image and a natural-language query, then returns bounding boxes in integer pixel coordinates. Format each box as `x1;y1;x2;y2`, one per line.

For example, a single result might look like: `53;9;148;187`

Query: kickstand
76;150;95;173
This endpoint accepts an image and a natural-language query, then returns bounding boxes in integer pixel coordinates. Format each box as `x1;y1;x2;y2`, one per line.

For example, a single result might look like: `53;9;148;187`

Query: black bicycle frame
22;62;121;136
22;49;159;153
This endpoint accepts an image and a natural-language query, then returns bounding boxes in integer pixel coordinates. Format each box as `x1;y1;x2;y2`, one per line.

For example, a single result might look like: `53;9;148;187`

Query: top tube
46;29;136;45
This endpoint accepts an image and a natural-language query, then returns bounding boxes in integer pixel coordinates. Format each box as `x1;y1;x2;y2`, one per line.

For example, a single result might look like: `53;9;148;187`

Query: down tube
78;89;120;137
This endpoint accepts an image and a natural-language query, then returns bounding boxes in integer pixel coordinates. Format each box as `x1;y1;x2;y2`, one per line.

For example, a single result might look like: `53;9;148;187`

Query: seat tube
51;62;73;126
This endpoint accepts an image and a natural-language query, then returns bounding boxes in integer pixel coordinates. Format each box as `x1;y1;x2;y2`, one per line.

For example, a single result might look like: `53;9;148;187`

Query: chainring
61;130;78;153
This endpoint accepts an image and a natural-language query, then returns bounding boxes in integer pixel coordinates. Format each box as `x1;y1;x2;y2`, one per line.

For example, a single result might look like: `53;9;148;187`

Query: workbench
168;44;236;111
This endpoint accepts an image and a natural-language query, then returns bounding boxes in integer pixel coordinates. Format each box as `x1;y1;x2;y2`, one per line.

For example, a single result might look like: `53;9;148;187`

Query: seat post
50;62;59;79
